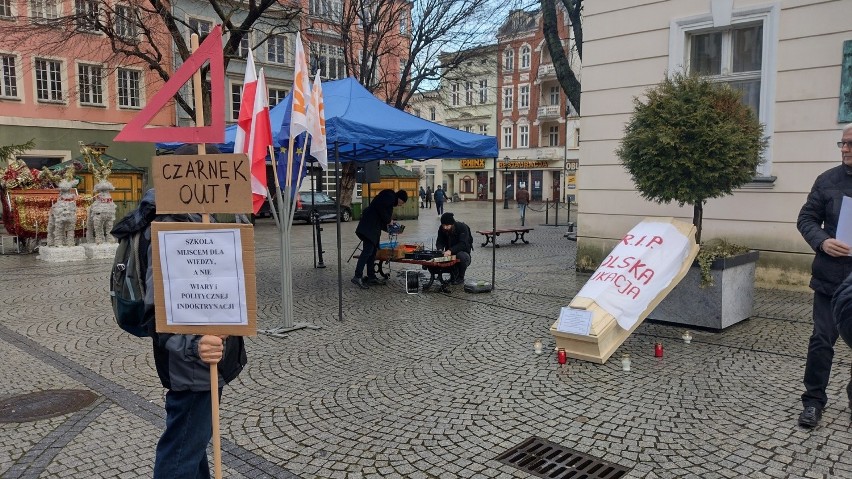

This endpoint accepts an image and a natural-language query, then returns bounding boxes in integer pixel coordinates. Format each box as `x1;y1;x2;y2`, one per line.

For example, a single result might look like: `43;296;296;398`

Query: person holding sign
436;212;472;285
352;189;409;288
795;123;852;428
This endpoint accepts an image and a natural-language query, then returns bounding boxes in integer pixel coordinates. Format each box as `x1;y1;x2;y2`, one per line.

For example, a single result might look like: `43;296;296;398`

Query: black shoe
366;277;386;285
351;277;369;289
798;406;822;428
451;277;465;285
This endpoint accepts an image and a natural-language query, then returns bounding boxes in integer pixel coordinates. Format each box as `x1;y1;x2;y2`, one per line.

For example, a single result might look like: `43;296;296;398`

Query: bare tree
8;0;300;121
541;0;581;114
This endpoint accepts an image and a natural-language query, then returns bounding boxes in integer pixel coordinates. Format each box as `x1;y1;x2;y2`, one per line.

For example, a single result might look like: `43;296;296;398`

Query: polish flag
306;71;327;170
290;32;311;137
233;49;257;154
247;69;272;214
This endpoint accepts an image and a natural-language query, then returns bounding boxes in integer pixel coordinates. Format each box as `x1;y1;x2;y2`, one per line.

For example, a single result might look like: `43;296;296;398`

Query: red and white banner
247;69;272;214
234;49;257;154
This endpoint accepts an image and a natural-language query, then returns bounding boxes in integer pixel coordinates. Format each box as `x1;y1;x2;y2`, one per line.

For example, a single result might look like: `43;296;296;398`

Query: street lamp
503;157;510;209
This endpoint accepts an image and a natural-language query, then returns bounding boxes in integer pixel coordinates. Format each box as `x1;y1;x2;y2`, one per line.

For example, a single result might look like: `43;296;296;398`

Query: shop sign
461;159;486;169
498;160;550;169
566;160;579;171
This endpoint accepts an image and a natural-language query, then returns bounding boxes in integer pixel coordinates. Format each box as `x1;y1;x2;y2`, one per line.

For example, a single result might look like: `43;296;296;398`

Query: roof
379;163;420;178
52;154;146;173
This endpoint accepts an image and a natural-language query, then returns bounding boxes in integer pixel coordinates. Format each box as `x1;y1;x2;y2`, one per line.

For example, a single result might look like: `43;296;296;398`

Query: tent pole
492;157;496;289
336;143;344;321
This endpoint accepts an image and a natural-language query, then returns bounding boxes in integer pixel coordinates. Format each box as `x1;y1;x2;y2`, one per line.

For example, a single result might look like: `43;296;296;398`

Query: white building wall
579;0;852;287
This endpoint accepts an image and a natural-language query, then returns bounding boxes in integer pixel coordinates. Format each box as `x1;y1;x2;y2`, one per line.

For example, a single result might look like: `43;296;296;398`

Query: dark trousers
838;311;852;406
454;251;471;279
154;389;219;479
436;201;444;215
354;240;378;279
802;291;841;409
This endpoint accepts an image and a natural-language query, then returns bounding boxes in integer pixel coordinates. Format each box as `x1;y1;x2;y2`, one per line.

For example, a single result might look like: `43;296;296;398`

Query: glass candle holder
621;353;631;371
534;339;543;355
682;330;693;344
654;342;664;358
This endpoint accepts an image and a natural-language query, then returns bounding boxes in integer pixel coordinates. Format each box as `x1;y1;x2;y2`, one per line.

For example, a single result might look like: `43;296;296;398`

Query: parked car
256;191;352;223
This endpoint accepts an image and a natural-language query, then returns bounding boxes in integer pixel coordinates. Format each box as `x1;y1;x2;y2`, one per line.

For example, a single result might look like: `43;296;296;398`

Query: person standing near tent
425;186;433;209
434;185;447;216
352;189;409;289
419;186;426;209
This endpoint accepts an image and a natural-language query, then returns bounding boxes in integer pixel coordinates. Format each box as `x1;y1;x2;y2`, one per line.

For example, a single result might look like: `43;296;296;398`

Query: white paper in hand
835;196;852;249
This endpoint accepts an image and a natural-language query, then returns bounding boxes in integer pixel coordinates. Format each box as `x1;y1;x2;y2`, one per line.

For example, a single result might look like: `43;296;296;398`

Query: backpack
110;229;151;337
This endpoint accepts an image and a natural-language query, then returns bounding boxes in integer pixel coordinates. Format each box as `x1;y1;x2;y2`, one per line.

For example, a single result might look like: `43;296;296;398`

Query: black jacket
356;189;397;246
436;221;472;255
797;165;852;296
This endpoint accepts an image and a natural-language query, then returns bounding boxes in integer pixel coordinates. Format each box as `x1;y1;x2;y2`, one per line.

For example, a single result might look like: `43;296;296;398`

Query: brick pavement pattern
1;200;851;478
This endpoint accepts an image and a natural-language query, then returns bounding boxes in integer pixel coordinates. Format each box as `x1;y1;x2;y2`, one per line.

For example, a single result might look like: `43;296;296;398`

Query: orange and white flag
306;72;327;170
290;32;311;138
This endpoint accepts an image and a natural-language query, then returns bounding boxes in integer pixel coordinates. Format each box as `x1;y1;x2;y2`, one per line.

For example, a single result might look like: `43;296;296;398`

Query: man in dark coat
796;123;852;428
434;185;447;215
425;186;433;208
352;189;408;288
435;212;472;285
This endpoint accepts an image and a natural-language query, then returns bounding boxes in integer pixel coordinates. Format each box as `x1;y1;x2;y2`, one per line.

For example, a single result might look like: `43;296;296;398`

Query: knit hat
396;190;409;203
440;212;455;225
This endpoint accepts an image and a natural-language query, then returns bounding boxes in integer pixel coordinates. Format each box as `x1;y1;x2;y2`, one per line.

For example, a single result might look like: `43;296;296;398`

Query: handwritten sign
556;307;593;336
151;154;252;214
574;220;694;330
152;222;256;336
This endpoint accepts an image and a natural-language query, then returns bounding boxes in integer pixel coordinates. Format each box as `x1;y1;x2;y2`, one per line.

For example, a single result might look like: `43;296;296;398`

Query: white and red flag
290;32;311;138
233;49;257;154
247;69;272;214
306;71;327;170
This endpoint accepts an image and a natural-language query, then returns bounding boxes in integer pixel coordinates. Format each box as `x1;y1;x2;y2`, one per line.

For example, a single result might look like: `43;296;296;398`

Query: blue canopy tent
272;78;499;321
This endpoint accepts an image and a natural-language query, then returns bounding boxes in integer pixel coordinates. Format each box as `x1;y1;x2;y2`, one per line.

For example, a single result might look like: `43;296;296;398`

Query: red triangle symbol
115;25;226;144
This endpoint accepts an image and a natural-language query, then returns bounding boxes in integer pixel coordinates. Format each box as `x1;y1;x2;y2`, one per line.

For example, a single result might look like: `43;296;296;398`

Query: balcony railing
537;64;556;78
537;104;561;119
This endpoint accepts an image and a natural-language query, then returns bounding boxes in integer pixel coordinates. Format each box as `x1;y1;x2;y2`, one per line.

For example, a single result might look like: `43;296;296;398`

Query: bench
476;228;534;248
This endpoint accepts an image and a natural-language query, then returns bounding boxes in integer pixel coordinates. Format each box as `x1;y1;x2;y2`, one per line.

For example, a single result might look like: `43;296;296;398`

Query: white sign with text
158;228;248;326
556;307;593;336
575;221;693;330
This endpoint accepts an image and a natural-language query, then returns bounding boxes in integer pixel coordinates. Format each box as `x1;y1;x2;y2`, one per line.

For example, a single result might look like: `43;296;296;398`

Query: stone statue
81;142;117;245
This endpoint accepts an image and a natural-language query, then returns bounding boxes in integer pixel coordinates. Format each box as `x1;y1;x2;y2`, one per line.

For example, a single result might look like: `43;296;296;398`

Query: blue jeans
354;240;378;279
519;203;527;218
154;389;219;479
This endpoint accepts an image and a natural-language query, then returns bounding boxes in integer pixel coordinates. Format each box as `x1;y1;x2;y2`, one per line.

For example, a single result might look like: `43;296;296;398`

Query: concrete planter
649;251;759;330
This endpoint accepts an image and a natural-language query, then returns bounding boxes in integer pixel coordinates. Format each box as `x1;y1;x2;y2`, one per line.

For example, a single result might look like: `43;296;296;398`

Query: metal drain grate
495;436;630;479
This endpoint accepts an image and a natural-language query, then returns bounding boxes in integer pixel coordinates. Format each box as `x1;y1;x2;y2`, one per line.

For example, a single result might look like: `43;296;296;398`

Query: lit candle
534;339;543;355
654;342;664;358
621;353;631;371
682;330;692;344
557;348;567;366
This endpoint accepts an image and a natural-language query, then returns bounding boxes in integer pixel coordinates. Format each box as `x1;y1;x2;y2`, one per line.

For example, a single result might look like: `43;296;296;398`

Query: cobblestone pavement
1;200;851;479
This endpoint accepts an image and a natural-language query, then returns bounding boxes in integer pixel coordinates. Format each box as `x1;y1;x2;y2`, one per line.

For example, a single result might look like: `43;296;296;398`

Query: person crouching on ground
352;188;408;289
436;212;472;285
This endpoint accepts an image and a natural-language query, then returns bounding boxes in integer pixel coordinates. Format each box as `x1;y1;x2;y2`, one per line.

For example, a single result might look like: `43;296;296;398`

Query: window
671;4;777;176
75;0;98;32
550;86;560;106
520;45;531;69
461;178;473;194
237;33;250;58
464;125;473;132
519;125;529;148
399;59;406;80
479;124;488;135
230;83;241;121
399;10;407;34
0;0;13;17
268;88;287;107
549;126;559;147
451;83;459;106
35;58;62;102
502;86;513;110
465;81;474;105
115;5;138;40
413;108;421;118
502;125;513;149
117;68;140;107
429;106;435;121
188;17;211;38
479;79;488;104
688;24;763;114
1;54;18;98
316;44;344;79
31;0;58;21
267;35;287;64
310;0;341;21
78;63;103;105
519;85;529;109
503;49;514;71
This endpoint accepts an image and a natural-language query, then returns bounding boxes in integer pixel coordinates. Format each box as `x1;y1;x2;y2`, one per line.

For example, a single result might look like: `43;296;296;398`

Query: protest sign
152;222;257;336
151;154;252;214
